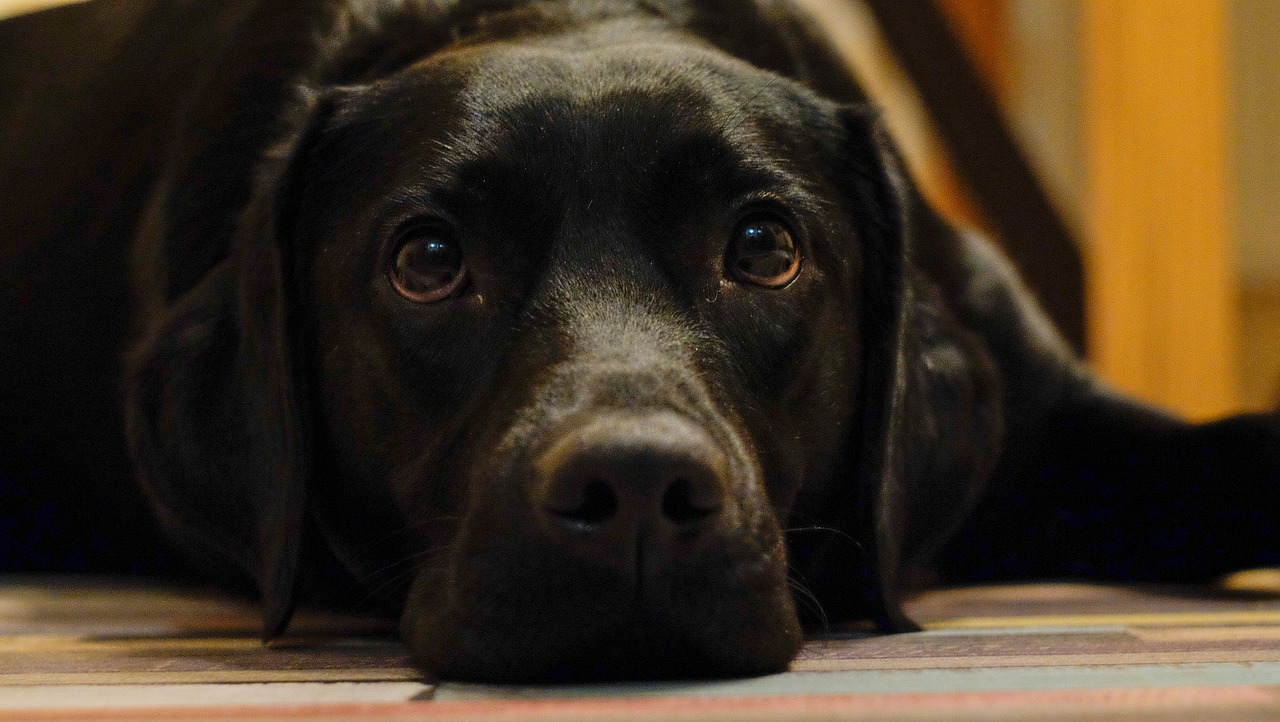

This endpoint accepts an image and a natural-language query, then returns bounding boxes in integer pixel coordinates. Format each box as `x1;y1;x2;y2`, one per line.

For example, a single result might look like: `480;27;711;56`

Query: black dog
2;0;1278;681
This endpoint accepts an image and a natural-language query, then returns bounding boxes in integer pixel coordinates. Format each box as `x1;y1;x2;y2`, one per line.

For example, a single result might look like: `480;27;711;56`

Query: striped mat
2;573;1280;720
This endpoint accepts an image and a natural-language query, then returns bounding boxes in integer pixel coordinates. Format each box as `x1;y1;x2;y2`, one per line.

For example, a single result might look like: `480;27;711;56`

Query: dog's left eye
727;215;801;288
389;225;468;302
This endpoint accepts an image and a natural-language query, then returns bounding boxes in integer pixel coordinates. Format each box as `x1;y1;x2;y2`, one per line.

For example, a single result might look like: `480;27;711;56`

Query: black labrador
2;0;1278;682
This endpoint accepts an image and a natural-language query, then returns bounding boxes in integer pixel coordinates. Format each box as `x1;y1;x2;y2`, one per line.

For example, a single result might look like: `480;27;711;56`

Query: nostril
661;477;720;526
547;477;618;526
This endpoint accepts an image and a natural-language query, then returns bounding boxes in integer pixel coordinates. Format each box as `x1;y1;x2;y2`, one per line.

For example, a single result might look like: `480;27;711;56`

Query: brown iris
389;225;467;302
727;215;801;288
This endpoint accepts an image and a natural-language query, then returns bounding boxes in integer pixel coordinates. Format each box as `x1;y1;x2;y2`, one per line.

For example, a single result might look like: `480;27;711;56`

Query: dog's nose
534;411;729;570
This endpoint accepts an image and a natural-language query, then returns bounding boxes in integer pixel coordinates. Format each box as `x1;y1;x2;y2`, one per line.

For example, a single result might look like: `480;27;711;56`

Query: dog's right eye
389;224;468;303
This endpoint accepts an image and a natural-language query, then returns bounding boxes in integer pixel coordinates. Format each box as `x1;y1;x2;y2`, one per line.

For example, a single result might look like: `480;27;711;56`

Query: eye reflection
389;226;467;302
728;215;801;288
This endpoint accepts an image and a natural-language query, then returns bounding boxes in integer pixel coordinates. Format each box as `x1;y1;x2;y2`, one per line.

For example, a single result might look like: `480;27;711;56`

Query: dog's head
126;5;957;681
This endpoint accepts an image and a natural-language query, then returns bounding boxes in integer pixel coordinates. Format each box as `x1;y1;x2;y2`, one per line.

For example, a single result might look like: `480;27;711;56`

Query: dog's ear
116;0;461;642
124;92;328;639
802;107;1005;633
832;106;918;632
796;106;923;633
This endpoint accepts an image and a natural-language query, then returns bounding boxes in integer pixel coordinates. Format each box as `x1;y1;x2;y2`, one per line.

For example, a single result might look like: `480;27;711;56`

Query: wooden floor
3;574;1280;720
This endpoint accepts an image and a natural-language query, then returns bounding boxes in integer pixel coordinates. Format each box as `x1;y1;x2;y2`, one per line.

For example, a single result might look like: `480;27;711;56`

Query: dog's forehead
370;42;835;172
315;41;843;229
446;43;775;117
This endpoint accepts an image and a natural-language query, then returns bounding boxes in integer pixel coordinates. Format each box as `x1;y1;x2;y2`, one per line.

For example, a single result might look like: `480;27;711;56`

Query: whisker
359;544;451;583
785;525;866;555
355;545;453;607
355;515;464;557
786;571;829;632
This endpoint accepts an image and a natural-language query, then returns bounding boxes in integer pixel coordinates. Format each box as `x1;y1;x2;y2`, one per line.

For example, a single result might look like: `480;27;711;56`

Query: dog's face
294;40;868;679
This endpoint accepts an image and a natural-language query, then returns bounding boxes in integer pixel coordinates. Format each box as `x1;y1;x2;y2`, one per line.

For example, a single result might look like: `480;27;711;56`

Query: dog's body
2;0;1278;681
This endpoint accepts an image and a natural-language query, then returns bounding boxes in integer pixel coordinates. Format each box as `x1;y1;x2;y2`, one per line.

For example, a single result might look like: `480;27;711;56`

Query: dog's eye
389;225;468;302
727;215;801;288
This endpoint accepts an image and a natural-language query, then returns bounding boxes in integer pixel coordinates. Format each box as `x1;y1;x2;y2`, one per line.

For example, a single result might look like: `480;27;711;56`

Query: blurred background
3;0;1277;420
796;0;1279;422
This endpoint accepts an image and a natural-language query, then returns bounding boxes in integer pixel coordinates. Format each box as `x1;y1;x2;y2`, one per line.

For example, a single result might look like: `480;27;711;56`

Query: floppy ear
793;106;919;633
115;0;469;641
837;106;918;632
802;107;1005;633
124;93;324;639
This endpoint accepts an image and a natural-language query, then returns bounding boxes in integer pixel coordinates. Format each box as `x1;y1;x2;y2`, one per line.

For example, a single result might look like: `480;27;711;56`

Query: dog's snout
534;411;729;571
542;459;722;530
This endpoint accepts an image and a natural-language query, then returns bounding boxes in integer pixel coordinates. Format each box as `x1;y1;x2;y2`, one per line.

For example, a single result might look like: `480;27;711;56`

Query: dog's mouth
402;565;804;683
399;483;804;682
519;619;767;682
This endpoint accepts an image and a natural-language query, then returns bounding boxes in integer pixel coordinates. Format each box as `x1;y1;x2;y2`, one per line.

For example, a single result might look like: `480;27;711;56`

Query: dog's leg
907;203;1280;584
939;392;1280;584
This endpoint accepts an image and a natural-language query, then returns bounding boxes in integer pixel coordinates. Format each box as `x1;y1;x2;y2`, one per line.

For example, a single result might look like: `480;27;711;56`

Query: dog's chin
399;549;804;682
410;616;803;683
427;616;800;683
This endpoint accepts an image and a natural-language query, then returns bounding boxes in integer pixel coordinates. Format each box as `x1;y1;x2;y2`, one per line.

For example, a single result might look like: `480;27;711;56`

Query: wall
1006;0;1280;411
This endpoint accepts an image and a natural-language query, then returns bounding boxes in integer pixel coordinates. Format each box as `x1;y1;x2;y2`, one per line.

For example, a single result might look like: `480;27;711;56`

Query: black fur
1;0;1277;681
